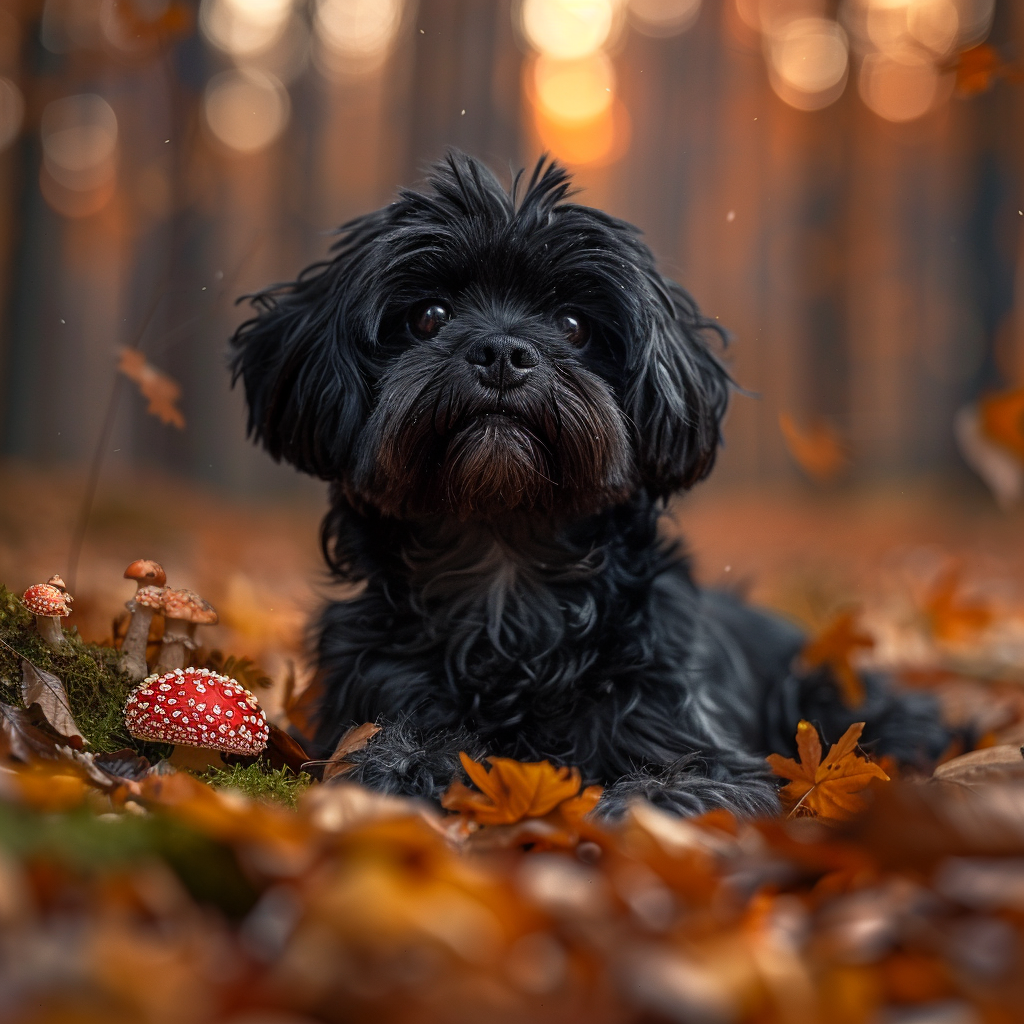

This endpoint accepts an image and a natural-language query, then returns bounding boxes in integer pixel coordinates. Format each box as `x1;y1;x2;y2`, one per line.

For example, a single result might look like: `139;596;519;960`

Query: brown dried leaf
118;348;185;430
0;702;65;764
931;745;1024;788
779;412;849;483
323;722;380;783
800;611;874;707
20;660;86;747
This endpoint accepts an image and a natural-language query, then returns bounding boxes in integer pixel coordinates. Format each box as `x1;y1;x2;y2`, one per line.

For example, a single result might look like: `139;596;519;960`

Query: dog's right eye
410;303;451;340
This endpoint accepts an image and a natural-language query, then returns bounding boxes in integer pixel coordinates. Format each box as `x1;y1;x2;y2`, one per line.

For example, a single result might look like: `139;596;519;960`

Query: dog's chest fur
314;499;757;777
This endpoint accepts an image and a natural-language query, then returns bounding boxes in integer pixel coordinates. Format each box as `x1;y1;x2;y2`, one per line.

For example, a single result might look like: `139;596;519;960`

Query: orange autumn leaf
948;44;1024;97
441;752;584;825
779;412;849;483
767;720;889;821
800;611;874;707
978;387;1024;464
924;567;993;643
118;348;186;429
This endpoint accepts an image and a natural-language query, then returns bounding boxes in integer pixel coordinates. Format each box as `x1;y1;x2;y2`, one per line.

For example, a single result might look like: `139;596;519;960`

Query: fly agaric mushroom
124;667;270;770
46;574;73;603
121;585;167;681
155;589;218;673
22;582;70;650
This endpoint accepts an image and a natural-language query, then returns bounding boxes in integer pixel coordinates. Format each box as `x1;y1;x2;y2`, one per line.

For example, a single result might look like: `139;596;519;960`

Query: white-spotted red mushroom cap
135;585;167;610
162;589;218;626
23;584;70;618
124;559;167;588
124;668;269;754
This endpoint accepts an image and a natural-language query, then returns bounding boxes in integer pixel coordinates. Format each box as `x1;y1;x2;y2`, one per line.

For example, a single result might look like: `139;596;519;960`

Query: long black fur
231;153;950;817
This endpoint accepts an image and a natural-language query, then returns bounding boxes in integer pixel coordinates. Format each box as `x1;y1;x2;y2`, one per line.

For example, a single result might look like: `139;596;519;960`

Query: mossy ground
202;764;312;808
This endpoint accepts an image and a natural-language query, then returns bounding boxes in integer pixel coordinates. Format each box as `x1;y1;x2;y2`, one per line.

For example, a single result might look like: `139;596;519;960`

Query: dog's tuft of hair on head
230;151;731;521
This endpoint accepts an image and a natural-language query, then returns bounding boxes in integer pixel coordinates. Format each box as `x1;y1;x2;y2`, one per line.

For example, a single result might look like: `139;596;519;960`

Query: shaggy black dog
231;153;949;817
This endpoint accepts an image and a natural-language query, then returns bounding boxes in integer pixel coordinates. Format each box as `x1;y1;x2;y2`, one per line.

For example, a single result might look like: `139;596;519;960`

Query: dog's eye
559;312;589;348
410;303;451;340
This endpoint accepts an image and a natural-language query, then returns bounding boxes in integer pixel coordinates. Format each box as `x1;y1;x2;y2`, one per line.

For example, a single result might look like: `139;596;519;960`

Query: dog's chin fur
354;353;635;520
231;151;954;818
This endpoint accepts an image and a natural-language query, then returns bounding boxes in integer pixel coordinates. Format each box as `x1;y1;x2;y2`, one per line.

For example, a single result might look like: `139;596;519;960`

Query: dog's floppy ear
625;275;731;496
230;210;390;479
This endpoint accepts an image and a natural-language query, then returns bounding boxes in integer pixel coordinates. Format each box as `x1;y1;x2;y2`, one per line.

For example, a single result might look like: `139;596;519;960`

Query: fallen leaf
953;404;1023;508
95;748;152;782
978;387;1024;463
779;412;849;483
20;659;86;747
800;611;874;707
441;752;583;825
931;745;1024;788
767;720;890;821
118;348;185;429
0;702;64;764
923;568;993;643
323;722;381;783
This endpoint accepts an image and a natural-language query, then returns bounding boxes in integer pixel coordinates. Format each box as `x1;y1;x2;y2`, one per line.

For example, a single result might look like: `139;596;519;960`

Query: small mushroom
124;667;270;770
22;583;70;650
46;574;73;604
155;589;218;673
121;585;167;681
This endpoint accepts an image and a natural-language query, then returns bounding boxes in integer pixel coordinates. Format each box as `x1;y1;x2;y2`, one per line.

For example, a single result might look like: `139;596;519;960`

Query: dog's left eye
558;312;589;348
410;303;451;340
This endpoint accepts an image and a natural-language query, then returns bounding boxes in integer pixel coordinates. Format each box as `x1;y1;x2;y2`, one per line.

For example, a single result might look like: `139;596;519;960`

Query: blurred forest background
0;0;1021;664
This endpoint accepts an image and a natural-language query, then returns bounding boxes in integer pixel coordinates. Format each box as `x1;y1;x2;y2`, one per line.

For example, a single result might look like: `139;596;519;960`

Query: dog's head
231;153;730;522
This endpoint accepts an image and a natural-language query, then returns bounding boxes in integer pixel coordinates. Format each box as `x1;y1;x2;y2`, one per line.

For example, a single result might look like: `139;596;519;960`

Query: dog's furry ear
230;210;390;479
626;276;731;496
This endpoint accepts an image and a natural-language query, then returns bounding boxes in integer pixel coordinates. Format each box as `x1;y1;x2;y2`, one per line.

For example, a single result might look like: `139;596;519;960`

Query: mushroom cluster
124;667;270;770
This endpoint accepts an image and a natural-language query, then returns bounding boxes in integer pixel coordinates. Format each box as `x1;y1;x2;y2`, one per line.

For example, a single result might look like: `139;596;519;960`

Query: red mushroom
155;589;218;673
22;582;70;650
124;667;270;770
121;585;167;681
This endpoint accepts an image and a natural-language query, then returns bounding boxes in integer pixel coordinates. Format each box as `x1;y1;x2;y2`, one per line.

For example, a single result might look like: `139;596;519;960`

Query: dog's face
232;154;730;522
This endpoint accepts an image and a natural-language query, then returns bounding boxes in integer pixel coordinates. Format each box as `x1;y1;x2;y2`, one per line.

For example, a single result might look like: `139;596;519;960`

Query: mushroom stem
121;604;156;680
34;614;66;650
155;628;191;673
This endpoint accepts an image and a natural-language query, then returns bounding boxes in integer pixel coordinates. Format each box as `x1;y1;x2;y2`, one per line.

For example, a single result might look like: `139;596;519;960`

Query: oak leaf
779;412;849;483
767;720;889;820
118;348;185;429
800;611;874;707
442;752;584;825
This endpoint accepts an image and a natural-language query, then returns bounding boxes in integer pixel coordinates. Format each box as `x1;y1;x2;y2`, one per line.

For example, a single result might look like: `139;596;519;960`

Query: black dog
231;153;948;817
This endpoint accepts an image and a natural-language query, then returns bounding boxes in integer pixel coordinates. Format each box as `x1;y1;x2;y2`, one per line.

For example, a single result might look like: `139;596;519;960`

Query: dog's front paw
597;756;781;821
340;721;481;803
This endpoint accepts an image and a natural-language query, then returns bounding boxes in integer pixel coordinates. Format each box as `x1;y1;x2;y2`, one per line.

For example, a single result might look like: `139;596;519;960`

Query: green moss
0;584;169;759
203;763;312;808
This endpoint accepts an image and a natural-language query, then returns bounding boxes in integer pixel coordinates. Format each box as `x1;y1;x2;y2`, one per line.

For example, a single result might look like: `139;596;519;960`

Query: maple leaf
767;720;889;820
800;610;874;707
978;387;1024;464
778;412;849;483
441;752;584;825
118;348;185;429
923;567;993;643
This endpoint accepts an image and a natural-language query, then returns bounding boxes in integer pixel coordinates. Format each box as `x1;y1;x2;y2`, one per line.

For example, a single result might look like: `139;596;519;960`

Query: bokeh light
767;17;849;111
628;0;702;36
907;0;959;55
41;94;118;193
532;53;615;124
858;50;941;121
519;0;619;60
314;0;405;75
0;78;25;153
203;69;290;154
533;96;630;165
199;0;292;58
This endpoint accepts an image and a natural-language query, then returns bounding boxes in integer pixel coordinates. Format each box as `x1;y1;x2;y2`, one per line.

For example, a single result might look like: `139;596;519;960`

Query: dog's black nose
465;337;540;390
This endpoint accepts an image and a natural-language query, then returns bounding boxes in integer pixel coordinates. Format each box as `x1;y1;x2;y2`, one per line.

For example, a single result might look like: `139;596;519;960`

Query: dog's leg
336;720;485;803
596;751;781;820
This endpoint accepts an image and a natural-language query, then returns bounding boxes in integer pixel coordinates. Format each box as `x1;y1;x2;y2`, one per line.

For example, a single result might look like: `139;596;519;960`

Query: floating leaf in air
924;567;993;644
20;659;86;747
767;720;889;820
778;412;849;483
799;610;874;707
118;348;185;429
947;44;1024;96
